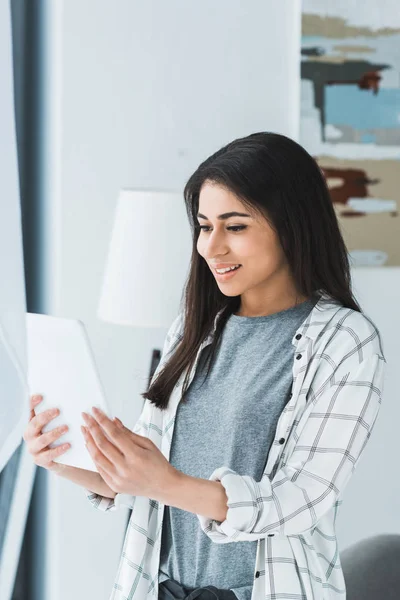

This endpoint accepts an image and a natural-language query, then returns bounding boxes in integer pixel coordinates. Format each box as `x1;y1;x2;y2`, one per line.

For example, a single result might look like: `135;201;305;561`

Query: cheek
244;238;282;271
235;236;262;259
256;253;284;279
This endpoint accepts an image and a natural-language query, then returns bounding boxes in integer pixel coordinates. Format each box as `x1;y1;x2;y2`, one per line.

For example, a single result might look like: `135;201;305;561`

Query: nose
201;230;229;261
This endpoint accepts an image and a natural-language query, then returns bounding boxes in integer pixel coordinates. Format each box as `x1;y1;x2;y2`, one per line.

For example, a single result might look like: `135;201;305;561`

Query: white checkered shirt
85;291;386;600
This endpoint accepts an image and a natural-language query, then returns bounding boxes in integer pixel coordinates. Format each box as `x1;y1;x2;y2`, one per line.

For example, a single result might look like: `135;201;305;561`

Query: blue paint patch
326;85;400;129
360;133;377;143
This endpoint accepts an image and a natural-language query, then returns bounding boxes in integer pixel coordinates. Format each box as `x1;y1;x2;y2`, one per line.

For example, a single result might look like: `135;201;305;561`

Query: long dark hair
141;131;362;411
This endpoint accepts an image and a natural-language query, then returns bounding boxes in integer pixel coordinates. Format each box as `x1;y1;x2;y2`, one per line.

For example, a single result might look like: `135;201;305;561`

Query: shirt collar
202;290;343;349
291;290;343;345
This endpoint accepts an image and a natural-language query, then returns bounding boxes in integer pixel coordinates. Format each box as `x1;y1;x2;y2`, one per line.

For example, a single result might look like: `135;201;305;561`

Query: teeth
216;265;240;273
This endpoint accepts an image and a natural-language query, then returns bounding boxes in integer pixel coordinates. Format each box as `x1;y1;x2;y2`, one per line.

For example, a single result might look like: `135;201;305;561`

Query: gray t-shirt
159;295;318;600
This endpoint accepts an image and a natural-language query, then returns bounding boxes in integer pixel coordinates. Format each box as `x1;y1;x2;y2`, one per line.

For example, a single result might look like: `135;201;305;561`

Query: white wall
38;1;398;599
40;2;301;600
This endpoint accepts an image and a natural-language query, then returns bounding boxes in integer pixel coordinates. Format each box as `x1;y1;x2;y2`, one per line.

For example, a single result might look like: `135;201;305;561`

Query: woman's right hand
23;394;71;472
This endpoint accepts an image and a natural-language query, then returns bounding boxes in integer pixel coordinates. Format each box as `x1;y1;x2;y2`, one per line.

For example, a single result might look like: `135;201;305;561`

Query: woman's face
196;181;291;300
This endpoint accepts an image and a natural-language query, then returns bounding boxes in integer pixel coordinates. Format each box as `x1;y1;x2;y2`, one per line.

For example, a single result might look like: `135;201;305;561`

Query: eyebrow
196;211;252;220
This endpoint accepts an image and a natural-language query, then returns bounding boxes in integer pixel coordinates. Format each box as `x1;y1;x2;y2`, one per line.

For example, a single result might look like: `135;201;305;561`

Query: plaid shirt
85;291;386;600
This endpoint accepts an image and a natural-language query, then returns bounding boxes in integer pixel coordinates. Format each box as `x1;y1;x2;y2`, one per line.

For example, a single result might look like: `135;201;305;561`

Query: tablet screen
26;313;112;472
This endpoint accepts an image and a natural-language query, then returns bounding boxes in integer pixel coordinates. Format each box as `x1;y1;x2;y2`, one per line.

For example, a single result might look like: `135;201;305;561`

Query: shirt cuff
196;466;259;542
113;492;135;510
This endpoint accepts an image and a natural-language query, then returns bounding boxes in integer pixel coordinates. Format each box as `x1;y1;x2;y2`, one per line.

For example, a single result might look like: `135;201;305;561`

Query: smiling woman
138;131;384;600
143;131;362;413
84;132;386;600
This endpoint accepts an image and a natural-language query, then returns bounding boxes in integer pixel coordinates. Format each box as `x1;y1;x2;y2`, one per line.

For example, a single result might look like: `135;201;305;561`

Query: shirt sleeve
197;352;385;542
84;312;183;512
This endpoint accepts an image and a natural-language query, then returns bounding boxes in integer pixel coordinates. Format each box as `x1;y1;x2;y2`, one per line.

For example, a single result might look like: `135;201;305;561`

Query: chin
216;283;245;297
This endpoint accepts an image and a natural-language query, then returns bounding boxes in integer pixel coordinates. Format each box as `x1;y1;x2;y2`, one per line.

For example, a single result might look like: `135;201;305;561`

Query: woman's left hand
81;407;178;499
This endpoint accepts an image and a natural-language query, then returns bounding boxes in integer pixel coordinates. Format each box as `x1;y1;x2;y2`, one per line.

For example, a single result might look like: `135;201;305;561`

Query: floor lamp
96;188;192;538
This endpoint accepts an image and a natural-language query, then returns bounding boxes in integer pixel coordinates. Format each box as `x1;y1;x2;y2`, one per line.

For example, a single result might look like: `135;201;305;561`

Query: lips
216;265;241;272
213;264;242;280
211;263;242;271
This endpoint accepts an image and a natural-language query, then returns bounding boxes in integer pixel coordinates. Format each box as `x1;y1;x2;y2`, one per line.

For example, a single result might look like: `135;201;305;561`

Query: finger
88;408;130;453
129;431;152;449
26;408;60;441
113;417;125;429
111;415;150;448
112;418;148;448
92;408;149;450
24;403;55;442
31;423;69;455
29;394;43;420
31;408;60;434
42;441;71;465
83;422;119;475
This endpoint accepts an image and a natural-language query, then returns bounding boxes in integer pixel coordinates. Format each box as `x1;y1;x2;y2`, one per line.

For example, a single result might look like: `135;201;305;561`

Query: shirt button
295;333;302;340
255;571;260;578
296;354;302;360
279;438;285;444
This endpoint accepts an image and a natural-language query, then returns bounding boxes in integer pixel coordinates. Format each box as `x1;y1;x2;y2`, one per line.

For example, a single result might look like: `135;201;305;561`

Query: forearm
52;463;116;499
159;470;228;523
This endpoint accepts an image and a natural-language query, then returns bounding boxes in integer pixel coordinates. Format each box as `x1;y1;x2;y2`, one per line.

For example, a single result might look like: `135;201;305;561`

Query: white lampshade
97;189;192;328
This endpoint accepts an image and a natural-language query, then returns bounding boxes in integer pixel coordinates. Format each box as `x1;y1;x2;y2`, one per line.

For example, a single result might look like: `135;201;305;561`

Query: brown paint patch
327;70;382;92
302;14;400;38
321;166;379;206
316;157;400;266
333;44;375;54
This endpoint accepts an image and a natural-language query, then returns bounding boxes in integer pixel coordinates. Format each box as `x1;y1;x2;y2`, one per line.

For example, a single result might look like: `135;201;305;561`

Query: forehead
198;182;252;213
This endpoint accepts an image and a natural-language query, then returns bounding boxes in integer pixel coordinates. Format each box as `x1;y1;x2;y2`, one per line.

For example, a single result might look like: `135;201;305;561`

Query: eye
199;225;247;232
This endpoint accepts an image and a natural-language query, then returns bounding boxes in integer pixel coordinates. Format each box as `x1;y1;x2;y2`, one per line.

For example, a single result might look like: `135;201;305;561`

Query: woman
25;132;386;600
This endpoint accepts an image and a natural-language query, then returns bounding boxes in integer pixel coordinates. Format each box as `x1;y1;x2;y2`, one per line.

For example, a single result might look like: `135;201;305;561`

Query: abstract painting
300;0;400;266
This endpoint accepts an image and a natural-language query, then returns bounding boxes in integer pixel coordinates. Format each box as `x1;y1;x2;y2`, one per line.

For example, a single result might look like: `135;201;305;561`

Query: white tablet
26;312;113;472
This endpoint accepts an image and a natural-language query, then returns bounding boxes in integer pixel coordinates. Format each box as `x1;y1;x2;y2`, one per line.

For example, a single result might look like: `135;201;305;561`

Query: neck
235;292;311;318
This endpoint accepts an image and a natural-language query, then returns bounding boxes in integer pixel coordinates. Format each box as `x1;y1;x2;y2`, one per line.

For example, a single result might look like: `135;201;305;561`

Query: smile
213;265;242;281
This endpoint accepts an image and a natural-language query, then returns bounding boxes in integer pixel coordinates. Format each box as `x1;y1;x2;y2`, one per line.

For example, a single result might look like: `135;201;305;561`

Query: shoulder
322;306;386;368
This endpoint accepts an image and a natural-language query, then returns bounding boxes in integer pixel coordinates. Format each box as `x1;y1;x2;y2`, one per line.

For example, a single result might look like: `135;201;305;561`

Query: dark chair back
340;534;400;600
